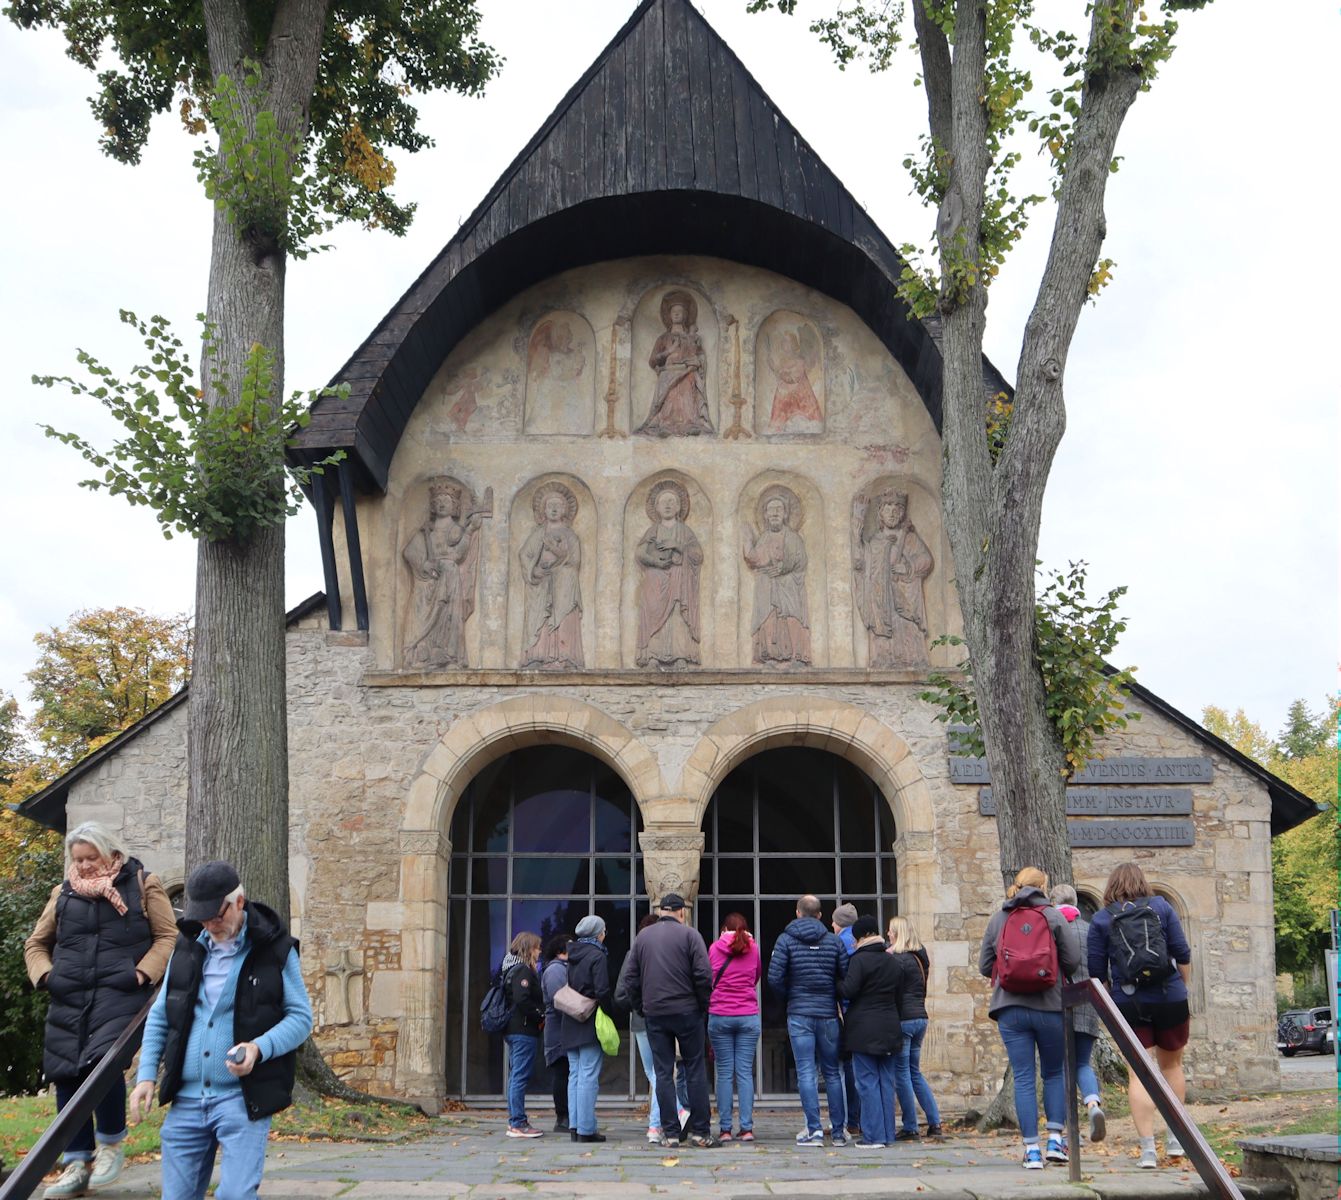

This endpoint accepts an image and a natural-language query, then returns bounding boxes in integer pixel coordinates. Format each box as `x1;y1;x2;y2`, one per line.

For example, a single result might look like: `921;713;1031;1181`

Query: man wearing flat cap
621;893;715;1148
129;861;313;1200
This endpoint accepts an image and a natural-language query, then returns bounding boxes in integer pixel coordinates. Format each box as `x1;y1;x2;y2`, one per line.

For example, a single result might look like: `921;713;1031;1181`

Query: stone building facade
25;0;1314;1111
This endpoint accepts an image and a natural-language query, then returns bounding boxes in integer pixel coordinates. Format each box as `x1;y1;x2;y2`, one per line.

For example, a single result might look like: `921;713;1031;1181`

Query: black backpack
1106;898;1176;990
480;964;518;1034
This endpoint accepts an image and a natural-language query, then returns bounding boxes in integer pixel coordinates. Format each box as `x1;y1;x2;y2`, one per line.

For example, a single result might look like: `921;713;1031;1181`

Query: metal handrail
1062;978;1244;1199
0;986;159;1200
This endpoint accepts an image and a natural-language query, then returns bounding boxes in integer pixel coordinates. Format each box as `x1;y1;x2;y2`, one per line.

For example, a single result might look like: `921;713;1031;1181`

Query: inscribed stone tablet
949;756;1212;785
1066;819;1195;847
978;788;1193;816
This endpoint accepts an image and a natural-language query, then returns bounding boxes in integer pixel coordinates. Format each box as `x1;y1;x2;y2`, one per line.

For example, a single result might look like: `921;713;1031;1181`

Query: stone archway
394;695;662;1103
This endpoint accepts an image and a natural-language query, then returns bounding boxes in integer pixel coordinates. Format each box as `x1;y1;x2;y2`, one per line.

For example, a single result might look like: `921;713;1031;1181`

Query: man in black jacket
621;894;716;1148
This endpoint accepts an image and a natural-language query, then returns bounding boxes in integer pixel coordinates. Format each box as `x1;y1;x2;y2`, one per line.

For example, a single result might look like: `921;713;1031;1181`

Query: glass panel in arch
837;760;879;852
470;757;511;853
877;799;898;852
594;857;632;895
716;856;755;895
467;898;508;1093
445;898;467;1094
759;856;835;898
512;897;587;949
755;749;835;854
593;899;633;1096
839;856;877;896
713;770;753;852
881;856;898;895
594;763;634;852
513;746;593;853
513;857;589;895
471;857;508;894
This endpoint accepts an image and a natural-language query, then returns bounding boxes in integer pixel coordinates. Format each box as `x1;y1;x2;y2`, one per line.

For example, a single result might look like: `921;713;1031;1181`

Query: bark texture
185;0;329;916
919;1;1144;889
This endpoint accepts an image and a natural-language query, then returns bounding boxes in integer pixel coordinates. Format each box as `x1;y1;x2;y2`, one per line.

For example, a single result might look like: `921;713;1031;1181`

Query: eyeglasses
202;899;234;923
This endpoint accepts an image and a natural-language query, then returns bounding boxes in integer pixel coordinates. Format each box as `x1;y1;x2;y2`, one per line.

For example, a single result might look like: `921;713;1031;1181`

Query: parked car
1276;1007;1333;1055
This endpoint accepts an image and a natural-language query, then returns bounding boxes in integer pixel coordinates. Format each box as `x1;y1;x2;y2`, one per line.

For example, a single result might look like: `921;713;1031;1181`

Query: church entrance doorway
445;745;645;1099
696;747;899;1098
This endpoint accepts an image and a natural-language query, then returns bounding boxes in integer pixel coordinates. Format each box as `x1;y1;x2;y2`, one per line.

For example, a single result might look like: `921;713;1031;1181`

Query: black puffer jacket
837;941;911;1056
559;939;611;1052
890;946;930;1021
41;859;153;1081
506;962;544;1036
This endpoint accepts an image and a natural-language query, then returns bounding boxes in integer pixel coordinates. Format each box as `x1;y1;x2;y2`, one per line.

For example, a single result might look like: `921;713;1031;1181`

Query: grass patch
0;1091;431;1168
1200;1102;1338;1169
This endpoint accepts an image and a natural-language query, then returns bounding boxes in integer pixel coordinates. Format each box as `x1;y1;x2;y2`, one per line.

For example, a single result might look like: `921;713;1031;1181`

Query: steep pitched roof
291;0;960;489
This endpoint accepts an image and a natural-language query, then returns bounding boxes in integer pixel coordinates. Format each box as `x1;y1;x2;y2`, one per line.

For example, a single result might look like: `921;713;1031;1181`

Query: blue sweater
137;915;313;1100
1087;896;1190;1005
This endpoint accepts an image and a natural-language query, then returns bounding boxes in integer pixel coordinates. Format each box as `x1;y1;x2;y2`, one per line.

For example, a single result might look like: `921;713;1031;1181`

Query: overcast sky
1;1;1335;738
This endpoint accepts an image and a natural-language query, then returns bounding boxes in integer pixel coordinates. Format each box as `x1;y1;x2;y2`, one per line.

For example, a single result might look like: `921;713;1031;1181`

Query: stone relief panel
523;311;596;435
506;474;596;670
631;285;719;437
399;475;493;670
850;478;939;670
622;472;714;669
418;315;520;439
753;310;824;436
737;475;827;669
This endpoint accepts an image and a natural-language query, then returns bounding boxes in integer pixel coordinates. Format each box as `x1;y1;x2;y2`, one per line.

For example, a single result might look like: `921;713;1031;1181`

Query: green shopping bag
594;1007;621;1056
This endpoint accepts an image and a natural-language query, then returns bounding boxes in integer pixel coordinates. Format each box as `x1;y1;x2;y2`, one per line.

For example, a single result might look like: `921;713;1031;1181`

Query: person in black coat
502;932;545;1137
561;915;612;1141
837;915;911;1148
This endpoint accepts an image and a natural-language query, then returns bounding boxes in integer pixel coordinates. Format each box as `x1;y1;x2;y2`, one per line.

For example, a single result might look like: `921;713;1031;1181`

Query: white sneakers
1165;1133;1184;1158
43;1161;91;1199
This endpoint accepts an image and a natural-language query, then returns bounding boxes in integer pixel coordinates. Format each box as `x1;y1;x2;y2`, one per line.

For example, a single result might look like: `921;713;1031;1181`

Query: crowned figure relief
402;477;492;670
851;487;933;669
518;483;584;670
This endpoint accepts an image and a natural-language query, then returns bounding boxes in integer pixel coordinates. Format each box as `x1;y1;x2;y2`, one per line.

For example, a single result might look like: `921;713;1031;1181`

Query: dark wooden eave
291;0;985;491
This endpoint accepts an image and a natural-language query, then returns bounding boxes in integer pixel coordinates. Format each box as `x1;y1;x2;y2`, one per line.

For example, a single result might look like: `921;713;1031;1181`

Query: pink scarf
67;854;128;916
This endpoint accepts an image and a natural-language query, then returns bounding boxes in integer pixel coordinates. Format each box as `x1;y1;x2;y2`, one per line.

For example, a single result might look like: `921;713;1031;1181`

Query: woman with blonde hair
25;822;177;1198
1088;863;1191;1168
886;915;942;1139
978;867;1080;1170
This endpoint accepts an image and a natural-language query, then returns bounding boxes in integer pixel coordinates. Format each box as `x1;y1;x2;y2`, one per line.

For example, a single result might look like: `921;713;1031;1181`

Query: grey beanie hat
831;903;858;929
575;914;606;938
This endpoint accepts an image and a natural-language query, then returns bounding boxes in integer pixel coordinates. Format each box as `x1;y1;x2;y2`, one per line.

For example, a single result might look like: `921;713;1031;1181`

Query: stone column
639;826;705;906
394;828;450;1107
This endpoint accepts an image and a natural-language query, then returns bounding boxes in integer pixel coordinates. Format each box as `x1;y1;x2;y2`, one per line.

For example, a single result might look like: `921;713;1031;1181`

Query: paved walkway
88;1109;1290;1200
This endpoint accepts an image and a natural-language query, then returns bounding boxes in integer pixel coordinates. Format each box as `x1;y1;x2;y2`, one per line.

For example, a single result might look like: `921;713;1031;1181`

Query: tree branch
913;1;952;151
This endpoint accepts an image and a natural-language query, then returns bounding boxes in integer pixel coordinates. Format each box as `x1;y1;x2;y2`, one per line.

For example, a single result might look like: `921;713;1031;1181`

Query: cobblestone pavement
86;1109;1292;1200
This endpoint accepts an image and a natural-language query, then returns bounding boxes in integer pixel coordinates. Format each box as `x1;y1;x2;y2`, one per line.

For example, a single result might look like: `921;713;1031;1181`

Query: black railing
1062;978;1244;1199
0;987;159;1200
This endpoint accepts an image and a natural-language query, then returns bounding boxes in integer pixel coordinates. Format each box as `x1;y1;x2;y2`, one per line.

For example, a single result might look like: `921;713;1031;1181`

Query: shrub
0;838;62;1095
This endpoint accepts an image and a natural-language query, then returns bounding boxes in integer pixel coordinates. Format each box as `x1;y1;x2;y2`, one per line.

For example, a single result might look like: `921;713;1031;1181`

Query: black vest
43;859;152;1082
157;900;300;1120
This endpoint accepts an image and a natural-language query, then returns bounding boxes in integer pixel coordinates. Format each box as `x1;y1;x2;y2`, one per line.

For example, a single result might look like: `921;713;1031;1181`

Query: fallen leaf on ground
660;1156;680;1166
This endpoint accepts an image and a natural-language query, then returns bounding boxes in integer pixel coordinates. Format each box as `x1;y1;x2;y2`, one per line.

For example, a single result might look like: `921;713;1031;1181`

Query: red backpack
994;904;1060;994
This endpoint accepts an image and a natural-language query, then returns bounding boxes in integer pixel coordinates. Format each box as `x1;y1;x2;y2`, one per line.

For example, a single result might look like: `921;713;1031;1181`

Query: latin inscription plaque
979;788;1193;816
949;756;1212;785
1066;819;1195;847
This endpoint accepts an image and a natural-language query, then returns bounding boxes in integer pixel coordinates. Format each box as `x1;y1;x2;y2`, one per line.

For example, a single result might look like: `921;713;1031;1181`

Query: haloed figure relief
636;291;714;437
518;483;584;670
402;478;492;670
635;479;703;669
852;488;933;669
742;486;811;668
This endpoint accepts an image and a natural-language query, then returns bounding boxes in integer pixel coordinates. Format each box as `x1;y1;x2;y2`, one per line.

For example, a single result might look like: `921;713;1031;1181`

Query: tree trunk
977;1065;1019;1131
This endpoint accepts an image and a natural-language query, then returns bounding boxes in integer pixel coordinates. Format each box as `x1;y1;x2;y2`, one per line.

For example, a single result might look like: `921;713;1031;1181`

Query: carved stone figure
764;322;822;428
402;478;492;669
635;479;703;669
636;291;714;437
852;488;933;669
525;313;593;434
742;486;811;668
518;483;584;670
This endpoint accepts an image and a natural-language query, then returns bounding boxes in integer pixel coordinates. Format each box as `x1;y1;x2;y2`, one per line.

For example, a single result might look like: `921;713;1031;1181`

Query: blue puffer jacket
767;917;848;1018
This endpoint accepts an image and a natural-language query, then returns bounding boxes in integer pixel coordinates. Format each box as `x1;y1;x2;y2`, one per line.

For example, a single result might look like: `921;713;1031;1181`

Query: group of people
494;892;942;1150
25;821;313;1200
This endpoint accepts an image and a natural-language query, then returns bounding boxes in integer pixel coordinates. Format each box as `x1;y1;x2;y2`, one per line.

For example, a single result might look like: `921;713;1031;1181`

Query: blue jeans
786;1014;846;1134
997;1006;1066;1138
708;1013;760;1133
55;1070;127;1163
160;1094;270;1200
635;1030;688;1131
566;1043;603;1135
852;1052;897;1144
1074;1032;1100;1103
505;1033;538;1128
894;1018;942;1133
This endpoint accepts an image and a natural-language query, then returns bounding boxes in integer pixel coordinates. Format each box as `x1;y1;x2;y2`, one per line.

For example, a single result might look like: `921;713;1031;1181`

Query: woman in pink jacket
707;912;762;1140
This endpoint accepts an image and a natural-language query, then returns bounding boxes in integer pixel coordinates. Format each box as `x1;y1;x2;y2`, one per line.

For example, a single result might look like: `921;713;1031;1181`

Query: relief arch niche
506;474;599;670
753;310;825;436
735;471;828;668
523;310;597;435
629;284;720;437
621;471;715;669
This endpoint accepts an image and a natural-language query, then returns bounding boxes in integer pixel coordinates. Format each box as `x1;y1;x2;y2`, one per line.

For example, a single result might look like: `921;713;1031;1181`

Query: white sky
0;1;1335;738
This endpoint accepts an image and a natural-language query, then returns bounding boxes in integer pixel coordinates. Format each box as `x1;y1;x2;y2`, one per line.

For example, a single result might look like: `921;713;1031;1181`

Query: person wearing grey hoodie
979;868;1080;1170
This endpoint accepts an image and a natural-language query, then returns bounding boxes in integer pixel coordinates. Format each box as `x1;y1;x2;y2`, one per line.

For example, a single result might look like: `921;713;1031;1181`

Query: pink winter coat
707;931;762;1016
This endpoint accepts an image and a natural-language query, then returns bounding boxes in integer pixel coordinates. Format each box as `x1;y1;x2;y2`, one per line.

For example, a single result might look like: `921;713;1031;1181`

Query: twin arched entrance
443;744;898;1100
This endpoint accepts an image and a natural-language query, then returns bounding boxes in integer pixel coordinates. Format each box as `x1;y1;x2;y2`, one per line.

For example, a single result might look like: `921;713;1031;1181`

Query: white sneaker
44;1161;91;1198
647;1125;662;1143
1165;1133;1184;1158
1087;1103;1106;1143
1139;1144;1159;1169
88;1143;125;1188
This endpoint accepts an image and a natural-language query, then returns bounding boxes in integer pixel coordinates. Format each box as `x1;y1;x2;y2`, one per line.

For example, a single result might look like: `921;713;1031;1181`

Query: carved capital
640;828;705;906
399;829;451;859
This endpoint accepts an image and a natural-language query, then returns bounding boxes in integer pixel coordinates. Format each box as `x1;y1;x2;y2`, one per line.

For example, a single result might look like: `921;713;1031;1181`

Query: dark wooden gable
293;0;982;490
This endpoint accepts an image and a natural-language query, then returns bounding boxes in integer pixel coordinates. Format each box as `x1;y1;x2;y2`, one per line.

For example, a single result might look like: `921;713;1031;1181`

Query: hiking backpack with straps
1106;898;1176;990
994;904;1060;994
480;964;518;1034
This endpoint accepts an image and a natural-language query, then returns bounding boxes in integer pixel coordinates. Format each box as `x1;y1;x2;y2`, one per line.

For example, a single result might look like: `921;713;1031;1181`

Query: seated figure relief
741;486;811;668
402;477;492;670
518;482;584;670
851;487;933;669
636;291;714;437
